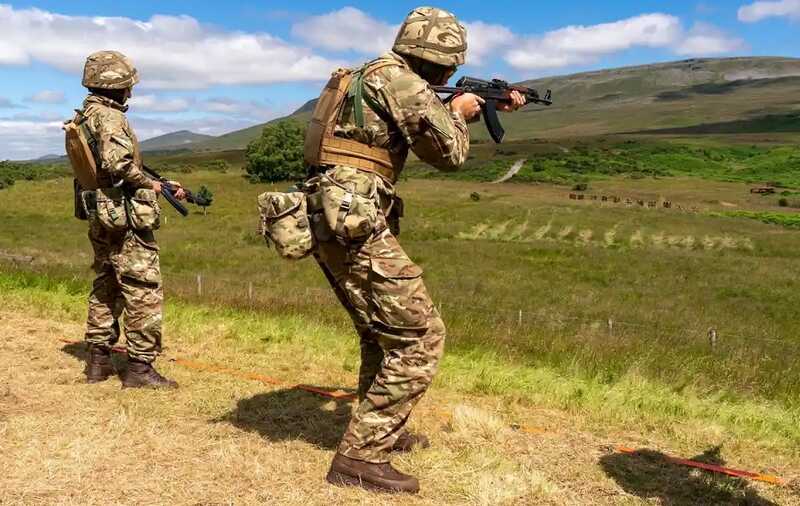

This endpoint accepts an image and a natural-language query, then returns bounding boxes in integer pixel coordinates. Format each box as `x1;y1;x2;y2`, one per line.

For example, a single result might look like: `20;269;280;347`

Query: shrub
245;121;306;183
779;198;789;207
572;183;589;192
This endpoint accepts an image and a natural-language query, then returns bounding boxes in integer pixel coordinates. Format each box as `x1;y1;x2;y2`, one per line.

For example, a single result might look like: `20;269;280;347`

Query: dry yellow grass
0;305;797;505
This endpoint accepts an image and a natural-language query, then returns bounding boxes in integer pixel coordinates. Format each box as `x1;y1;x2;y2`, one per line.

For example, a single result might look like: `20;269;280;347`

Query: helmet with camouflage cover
82;50;140;90
392;7;467;67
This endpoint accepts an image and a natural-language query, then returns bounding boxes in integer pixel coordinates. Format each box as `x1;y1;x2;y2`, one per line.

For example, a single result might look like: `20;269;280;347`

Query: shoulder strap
349;59;402;129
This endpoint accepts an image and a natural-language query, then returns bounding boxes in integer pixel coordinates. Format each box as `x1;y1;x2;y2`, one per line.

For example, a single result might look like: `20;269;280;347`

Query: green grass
3;168;800;409
1;269;799;457
714;210;800;228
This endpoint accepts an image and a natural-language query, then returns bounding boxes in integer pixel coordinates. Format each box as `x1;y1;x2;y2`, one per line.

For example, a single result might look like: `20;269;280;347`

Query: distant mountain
36;154;63;161
140;130;215;152
149;56;800;154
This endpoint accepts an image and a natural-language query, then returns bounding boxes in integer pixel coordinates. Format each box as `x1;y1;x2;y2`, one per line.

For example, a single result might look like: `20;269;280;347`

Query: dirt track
0;308;795;505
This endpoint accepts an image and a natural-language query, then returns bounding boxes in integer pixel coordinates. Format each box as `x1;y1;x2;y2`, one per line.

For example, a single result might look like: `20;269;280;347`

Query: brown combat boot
326;453;419;494
393;431;430;453
85;345;115;383
121;359;178;389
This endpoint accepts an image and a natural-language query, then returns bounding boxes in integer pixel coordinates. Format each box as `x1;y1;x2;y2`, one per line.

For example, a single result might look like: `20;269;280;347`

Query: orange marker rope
58;339;784;486
616;447;784;486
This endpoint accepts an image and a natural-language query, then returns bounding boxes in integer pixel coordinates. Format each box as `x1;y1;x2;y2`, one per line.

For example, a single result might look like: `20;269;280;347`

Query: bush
779;198;789;207
572;182;589;192
245;121;306;183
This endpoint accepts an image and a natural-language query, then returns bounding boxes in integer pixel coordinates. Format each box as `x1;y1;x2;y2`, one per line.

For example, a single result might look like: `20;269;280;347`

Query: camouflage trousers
85;220;163;363
315;227;446;464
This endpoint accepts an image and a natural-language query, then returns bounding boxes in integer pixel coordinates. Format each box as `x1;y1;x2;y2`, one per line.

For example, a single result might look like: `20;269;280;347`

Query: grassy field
3;146;800;502
3;160;800;406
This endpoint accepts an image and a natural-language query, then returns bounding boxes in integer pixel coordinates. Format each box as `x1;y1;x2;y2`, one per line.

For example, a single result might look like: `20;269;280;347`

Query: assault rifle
142;165;212;217
433;77;552;143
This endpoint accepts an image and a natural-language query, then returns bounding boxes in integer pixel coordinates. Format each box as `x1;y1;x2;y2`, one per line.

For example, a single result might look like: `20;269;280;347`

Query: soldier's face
122;87;132;104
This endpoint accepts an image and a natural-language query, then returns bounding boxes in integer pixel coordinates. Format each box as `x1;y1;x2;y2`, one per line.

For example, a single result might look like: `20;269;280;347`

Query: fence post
607;318;614;336
196;274;203;297
708;328;718;349
248;282;254;303
518;309;523;326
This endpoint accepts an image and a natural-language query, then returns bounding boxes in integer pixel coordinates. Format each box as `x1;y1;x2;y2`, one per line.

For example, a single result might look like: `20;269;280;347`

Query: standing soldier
303;7;526;493
67;51;185;389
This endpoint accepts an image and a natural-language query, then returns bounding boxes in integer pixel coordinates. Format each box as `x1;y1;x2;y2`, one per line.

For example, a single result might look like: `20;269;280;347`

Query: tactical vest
304;59;403;183
64;110;100;190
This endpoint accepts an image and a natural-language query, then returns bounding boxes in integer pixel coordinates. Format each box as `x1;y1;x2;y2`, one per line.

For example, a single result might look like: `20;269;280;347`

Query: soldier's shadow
214;388;354;450
600;446;778;505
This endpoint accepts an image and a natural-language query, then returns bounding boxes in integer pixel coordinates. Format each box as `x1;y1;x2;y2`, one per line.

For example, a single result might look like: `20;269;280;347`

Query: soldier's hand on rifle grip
498;90;526;112
151;180;163;195
450;93;485;121
169;181;187;201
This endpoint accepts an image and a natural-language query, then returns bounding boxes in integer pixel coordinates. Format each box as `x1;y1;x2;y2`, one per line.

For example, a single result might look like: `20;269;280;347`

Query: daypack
64;111;99;190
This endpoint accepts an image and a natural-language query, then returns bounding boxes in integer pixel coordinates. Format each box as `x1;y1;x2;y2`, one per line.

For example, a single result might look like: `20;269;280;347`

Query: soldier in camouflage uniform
75;51;185;389
308;8;526;493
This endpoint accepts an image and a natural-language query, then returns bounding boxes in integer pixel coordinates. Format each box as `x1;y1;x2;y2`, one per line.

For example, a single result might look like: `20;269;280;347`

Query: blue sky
0;0;799;159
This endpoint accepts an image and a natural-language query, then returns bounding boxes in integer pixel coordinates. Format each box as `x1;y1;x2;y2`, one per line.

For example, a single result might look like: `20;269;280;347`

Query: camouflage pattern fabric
82;50;140;90
81;94;151;189
85;221;163;363
312;50;469;464
392;7;467;67
335;52;470;176
80;90;163;363
315;224;445;464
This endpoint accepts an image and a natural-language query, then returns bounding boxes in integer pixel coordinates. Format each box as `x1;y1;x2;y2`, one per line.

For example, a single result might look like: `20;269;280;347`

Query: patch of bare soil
0;309;795;505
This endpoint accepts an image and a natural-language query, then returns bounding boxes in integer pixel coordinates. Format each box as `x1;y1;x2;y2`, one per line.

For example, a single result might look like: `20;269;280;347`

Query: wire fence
165;271;799;353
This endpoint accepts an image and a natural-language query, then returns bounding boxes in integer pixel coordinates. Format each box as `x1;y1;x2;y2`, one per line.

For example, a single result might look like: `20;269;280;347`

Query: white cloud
26;90;66;104
200;97;276;119
291;7;396;55
738;0;800;22
0;4;344;90
506;14;682;70
463;22;516;65
0;118;64;160
129;94;192;113
674;23;746;55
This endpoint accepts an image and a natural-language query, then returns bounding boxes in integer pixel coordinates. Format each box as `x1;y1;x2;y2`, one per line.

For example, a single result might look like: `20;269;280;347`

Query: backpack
64;111;99;190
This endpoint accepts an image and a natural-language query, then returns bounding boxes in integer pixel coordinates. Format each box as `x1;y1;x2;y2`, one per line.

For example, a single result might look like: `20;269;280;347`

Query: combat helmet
82;50;139;90
392;7;467;67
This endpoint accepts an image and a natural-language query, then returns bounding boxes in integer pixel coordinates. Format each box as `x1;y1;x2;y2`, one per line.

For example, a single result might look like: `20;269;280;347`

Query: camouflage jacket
81;94;151;189
335;51;470;176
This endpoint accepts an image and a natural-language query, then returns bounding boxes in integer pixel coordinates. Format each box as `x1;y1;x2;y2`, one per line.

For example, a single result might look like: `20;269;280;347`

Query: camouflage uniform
313;27;470;463
77;53;163;364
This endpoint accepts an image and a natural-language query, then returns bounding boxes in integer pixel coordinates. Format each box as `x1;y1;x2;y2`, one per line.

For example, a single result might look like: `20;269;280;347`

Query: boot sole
86;376;113;384
326;470;418;494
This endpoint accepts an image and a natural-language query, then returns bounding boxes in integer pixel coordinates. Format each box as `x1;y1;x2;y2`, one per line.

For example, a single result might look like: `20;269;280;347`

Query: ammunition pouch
126;188;161;231
92;187;128;232
319;167;379;244
257;191;315;260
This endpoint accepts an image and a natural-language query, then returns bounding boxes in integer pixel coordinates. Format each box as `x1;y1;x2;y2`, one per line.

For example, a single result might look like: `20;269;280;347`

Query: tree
245;120;306;183
195;185;214;215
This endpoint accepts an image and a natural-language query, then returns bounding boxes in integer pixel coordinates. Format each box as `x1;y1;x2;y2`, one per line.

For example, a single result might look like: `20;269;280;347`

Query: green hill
155;56;800;153
140;130;215;152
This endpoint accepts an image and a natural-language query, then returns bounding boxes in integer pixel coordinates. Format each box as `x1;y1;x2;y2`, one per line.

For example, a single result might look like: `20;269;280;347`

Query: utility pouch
95;187;128;232
320;168;378;243
387;195;404;237
126;188;161;231
257;191;315;260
